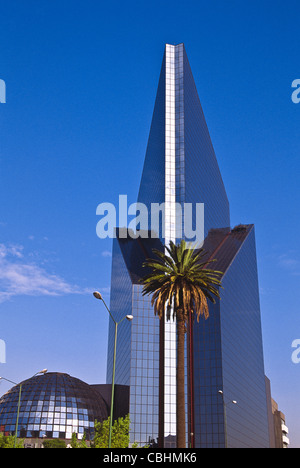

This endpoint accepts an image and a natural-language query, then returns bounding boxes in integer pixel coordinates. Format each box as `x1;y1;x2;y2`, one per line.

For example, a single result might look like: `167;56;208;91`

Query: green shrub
0;433;24;448
42;439;67;449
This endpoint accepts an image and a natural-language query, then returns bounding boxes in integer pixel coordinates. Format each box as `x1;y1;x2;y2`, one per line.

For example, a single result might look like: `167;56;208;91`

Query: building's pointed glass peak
138;43;230;242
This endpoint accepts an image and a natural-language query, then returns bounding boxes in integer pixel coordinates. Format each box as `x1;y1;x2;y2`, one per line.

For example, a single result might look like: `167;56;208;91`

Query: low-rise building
265;376;289;448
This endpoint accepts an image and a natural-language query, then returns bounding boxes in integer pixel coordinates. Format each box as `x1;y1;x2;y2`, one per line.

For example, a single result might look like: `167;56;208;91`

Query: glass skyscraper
106;44;269;448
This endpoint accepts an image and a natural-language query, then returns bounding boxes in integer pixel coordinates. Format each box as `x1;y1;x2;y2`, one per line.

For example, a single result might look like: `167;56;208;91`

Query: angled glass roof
116;225;253;284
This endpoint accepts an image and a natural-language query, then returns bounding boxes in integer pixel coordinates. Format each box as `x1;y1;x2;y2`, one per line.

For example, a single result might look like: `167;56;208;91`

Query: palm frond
140;239;223;326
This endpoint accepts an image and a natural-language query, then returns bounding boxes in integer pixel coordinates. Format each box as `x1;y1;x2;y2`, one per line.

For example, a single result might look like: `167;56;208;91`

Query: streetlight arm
117;315;129;326
0;376;18;386
32;369;48;378
101;297;117;324
0;369;47;387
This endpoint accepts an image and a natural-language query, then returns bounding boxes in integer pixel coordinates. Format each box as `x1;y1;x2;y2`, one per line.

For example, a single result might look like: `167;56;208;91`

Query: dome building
0;372;108;446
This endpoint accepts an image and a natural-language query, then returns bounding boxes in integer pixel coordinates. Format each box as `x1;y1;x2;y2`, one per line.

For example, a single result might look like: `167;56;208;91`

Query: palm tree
141;239;223;448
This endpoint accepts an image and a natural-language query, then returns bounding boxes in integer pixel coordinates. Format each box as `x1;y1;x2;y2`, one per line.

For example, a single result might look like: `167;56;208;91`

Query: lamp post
218;390;237;448
0;369;47;448
93;291;133;449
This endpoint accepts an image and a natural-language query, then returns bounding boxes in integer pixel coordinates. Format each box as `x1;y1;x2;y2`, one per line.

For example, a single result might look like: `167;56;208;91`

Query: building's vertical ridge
164;44;177;447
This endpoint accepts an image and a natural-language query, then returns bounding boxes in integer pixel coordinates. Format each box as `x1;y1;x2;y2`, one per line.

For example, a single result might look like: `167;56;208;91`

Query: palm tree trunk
176;310;186;448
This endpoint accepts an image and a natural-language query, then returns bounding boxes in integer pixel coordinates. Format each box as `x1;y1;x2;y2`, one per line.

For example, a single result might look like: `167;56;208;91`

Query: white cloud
0;243;91;303
278;254;299;270
0;244;24;259
99;286;110;294
101;250;112;258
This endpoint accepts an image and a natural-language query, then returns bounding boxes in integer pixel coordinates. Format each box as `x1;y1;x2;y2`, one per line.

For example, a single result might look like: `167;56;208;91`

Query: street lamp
93;291;133;448
218;390;237;448
0;369;47;448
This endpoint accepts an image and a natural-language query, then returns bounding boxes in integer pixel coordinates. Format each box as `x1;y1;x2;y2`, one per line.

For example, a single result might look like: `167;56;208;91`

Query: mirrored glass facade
183;48;230;235
193;225;269;448
220;227;269;448
107;43;269;448
129;285;160;447
107;234;163;447
0;372;108;440
106;236;133;386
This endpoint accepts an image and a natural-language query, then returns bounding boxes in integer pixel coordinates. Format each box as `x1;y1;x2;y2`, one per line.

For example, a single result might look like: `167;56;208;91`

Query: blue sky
0;0;299;447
